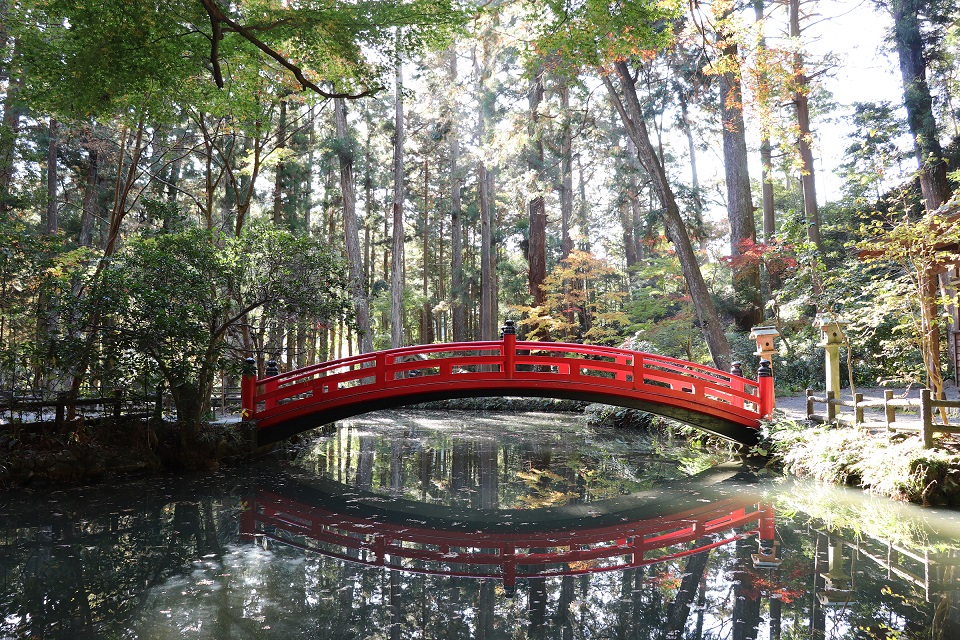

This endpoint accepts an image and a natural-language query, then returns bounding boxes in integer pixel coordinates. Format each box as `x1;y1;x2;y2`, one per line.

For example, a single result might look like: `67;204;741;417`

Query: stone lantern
816;537;855;606
815;312;847;410
748;325;780;369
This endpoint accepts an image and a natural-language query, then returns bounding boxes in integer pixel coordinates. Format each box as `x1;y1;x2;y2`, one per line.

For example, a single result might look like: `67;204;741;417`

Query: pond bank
763;414;960;506
0;398;588;489
9;396;959;507
0;418;261;488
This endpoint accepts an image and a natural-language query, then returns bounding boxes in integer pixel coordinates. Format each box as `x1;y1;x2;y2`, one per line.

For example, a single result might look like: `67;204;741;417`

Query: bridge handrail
254;343;758;406
259;340;750;389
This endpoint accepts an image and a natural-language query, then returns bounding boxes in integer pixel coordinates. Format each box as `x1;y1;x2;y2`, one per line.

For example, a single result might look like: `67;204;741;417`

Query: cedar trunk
391;49;406;348
719;43;763;330
790;0;824;255
334;98;373;353
605;62;731;370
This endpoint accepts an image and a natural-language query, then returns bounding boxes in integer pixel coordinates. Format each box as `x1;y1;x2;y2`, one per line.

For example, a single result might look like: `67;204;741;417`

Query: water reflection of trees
4;484;960;638
4;413;960;638
295;415;691;511
0;485;238;638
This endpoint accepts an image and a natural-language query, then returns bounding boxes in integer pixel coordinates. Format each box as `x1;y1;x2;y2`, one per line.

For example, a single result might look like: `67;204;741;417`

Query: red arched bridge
241;328;774;447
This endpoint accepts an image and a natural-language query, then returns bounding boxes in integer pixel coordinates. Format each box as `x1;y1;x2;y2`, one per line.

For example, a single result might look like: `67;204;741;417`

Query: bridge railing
242;331;773;424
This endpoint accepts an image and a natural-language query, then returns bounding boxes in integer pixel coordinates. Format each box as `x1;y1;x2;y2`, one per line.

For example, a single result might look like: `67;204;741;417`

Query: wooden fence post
55;392;66;428
854;393;864;425
827;390;836;423
884;390;895;431
920;389;933;449
806;389;814;421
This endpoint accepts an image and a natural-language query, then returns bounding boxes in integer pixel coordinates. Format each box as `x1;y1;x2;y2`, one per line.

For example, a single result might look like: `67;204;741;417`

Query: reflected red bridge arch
240;466;777;591
242;333;774;447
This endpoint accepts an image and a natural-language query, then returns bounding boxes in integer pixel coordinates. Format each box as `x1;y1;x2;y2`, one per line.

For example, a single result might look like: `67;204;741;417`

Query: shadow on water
2;409;960;638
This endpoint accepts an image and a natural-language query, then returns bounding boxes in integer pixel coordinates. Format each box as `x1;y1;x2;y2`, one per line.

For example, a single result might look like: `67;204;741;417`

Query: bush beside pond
765;416;960;506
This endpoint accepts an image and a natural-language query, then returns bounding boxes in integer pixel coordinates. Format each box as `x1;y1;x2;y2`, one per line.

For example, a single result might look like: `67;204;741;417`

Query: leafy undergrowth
764;413;960;505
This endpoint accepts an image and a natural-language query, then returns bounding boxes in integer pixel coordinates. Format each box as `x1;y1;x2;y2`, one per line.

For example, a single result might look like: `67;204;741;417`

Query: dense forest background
2;0;960;435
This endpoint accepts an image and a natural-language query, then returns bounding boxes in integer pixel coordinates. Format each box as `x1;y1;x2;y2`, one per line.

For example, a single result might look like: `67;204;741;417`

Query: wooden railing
806;388;960;448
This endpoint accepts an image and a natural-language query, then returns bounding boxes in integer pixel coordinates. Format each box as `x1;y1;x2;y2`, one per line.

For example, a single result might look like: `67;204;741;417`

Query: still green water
2;410;960;639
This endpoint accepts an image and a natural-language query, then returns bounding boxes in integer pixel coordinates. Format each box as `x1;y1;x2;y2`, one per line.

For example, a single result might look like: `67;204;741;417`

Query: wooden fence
1;383;243;428
806;388;960;448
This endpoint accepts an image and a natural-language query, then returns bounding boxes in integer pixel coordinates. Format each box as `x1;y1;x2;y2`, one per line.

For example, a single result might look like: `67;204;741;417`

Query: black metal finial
757;360;772;378
265;359;279;377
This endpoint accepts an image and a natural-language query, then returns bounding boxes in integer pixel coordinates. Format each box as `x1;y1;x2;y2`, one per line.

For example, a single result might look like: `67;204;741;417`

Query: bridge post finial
265;359;280;377
241;357;257;421
757;359;774;417
730;361;743;377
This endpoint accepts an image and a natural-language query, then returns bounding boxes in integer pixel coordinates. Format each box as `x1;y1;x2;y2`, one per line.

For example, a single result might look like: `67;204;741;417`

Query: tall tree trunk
678;95;705;244
449;52;467;341
391;42;406;349
754;0;776;242
477;39;498;341
575;159;591;254
604;62;732;370
665;546;712;636
305;107;316;234
891;0;952;211
527;196;547;308
0;38;23;214
421;158;433;344
45;118;59;234
526;66;547;308
79;135;99;247
273;99;287;226
165;138;183;231
559;79;575;260
335;98;373;353
790;0;824;255
479;161;494;340
718;36;763;330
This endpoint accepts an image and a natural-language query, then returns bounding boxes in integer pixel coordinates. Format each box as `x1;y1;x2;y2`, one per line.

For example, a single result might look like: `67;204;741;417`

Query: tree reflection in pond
1;409;960;638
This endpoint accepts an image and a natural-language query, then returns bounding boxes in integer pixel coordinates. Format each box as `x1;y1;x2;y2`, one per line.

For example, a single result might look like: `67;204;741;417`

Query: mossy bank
763;416;960;506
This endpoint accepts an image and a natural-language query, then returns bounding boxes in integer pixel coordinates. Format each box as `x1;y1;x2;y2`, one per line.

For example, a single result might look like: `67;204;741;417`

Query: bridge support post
241;357;257;420
730;362;745;409
749;326;780;409
758;360;774;418
501;319;516;378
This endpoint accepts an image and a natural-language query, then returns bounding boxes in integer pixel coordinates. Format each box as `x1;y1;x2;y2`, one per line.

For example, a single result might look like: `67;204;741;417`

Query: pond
2;409;960;639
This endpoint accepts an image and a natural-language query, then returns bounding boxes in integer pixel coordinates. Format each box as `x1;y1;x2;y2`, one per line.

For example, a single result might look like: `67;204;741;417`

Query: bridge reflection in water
240;466;779;596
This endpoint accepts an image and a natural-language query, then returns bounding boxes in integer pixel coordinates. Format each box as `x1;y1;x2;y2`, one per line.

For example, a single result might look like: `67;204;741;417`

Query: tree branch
209;9;224;88
198;0;380;99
